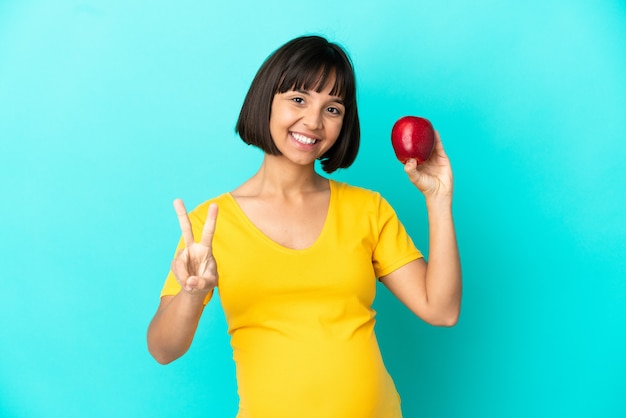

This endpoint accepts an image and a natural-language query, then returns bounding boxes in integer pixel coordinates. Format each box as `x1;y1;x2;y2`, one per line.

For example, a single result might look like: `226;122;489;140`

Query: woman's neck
234;154;329;198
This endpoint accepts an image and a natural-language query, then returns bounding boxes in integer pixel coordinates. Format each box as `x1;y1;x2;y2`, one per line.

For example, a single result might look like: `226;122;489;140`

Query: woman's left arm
380;131;462;326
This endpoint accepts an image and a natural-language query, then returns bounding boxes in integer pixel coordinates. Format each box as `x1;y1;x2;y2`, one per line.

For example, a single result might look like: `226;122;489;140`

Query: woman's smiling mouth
291;132;318;145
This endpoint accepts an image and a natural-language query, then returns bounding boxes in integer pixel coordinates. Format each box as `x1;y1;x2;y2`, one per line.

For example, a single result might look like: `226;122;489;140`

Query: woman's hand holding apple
391;116;453;203
403;131;454;204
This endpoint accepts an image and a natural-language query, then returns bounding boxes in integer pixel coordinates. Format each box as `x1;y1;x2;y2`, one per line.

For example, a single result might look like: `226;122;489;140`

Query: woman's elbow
435;313;460;327
147;334;185;365
148;345;181;365
150;350;173;365
424;307;460;327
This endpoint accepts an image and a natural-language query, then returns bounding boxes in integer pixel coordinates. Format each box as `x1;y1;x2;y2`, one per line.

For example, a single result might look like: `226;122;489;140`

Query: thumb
403;158;418;173
186;275;215;292
404;159;426;185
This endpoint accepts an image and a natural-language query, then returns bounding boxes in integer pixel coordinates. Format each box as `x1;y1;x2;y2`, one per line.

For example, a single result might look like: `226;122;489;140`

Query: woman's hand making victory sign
146;200;219;364
403;131;454;202
171;199;219;296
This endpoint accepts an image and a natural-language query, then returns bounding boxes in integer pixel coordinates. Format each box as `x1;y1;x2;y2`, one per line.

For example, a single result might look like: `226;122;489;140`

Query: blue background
1;1;625;417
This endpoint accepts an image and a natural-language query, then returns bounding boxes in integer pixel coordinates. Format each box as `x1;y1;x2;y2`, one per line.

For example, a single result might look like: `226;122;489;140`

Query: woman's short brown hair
236;35;360;173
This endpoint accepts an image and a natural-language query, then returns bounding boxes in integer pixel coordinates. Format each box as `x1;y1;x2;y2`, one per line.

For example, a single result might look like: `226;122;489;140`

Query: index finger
199;203;218;248
173;198;195;248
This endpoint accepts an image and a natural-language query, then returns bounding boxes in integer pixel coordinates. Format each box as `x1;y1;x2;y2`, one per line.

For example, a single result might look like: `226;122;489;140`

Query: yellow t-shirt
161;180;422;417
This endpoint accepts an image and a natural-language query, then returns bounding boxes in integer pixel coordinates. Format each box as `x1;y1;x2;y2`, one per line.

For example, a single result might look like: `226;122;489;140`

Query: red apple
391;116;435;164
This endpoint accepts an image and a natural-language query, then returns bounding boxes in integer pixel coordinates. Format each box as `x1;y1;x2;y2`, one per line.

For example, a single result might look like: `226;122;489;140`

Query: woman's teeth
292;133;317;145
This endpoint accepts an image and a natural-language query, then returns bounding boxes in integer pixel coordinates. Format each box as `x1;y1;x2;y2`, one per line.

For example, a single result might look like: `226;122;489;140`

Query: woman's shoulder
330;179;382;203
187;193;233;219
329;181;388;219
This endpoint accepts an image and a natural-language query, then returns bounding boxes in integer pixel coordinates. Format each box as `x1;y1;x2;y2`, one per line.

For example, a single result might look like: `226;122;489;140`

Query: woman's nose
302;108;323;129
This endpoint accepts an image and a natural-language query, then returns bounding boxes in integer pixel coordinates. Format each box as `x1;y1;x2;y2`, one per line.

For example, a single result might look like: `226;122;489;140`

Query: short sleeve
371;196;423;278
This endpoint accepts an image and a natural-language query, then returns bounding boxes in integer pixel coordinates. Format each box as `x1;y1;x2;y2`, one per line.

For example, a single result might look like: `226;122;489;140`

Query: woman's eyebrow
293;89;344;105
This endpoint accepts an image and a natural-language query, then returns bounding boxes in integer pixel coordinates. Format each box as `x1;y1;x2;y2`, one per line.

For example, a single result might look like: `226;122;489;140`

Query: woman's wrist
175;289;210;315
424;193;453;213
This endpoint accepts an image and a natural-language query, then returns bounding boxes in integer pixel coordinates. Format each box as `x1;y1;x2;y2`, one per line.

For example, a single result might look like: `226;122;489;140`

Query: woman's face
268;78;345;168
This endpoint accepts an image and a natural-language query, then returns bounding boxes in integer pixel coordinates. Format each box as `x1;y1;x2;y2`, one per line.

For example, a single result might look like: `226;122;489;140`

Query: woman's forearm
424;197;462;325
147;292;207;364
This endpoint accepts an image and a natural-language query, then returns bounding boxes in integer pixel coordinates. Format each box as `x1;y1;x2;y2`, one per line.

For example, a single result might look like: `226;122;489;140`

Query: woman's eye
292;97;304;104
327;107;341;115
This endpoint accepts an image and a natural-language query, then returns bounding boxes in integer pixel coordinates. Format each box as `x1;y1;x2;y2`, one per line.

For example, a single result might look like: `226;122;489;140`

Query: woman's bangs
276;57;350;99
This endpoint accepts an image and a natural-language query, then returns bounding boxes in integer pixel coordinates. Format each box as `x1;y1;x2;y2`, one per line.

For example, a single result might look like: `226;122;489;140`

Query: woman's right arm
147;293;207;364
147;200;219;364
